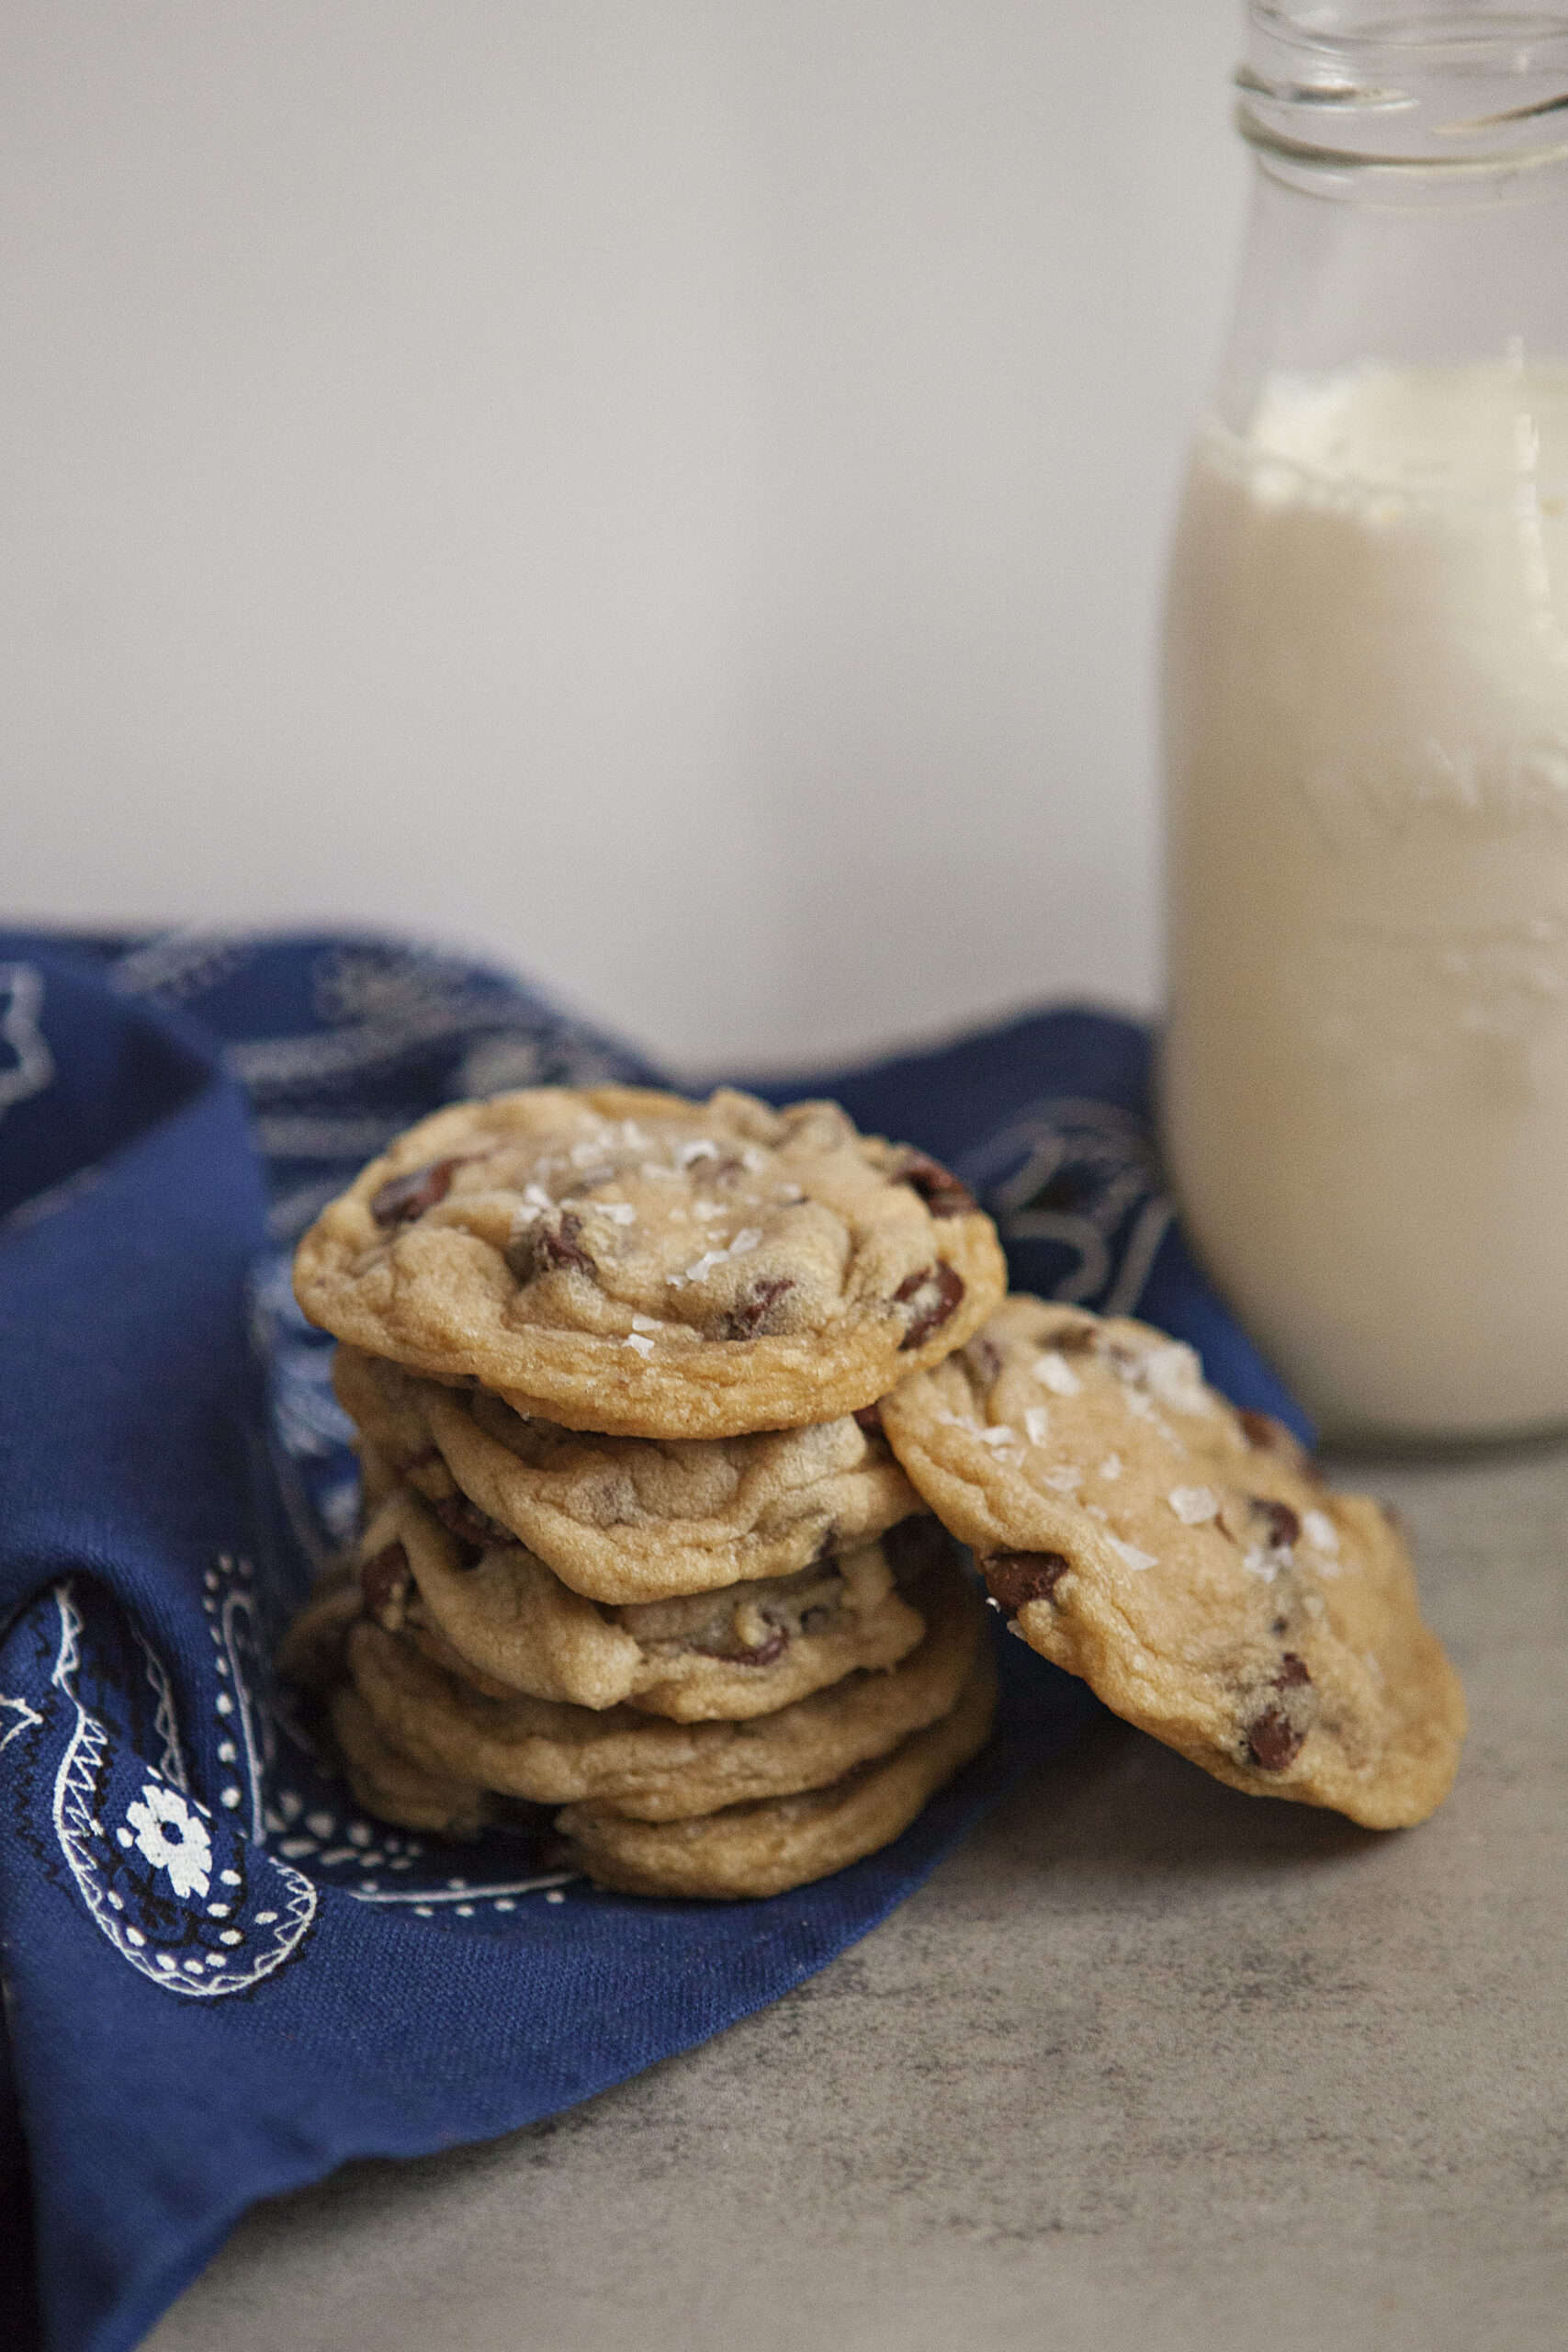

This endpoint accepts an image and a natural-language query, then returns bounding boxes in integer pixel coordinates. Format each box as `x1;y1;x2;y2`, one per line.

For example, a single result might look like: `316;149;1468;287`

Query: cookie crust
333;1343;920;1602
346;1486;931;1721
880;1297;1465;1829
293;1087;1006;1438
329;1683;491;1838
342;1551;985;1820
558;1652;998;1899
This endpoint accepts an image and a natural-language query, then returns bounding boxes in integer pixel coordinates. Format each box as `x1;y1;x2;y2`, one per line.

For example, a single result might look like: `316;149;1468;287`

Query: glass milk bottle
1162;3;1568;1442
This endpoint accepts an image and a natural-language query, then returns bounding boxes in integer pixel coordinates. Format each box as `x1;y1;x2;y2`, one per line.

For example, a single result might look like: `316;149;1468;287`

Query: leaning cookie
293;1086;1006;1438
333;1344;920;1602
879;1297;1465;1829
342;1550;984;1819
558;1650;998;1898
351;1486;932;1720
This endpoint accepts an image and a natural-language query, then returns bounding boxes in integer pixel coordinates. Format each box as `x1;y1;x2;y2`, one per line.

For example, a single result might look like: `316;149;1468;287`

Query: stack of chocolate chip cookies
284;1085;1010;1898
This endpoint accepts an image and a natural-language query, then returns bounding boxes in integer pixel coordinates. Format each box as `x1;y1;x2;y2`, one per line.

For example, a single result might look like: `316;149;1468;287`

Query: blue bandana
0;930;1303;2352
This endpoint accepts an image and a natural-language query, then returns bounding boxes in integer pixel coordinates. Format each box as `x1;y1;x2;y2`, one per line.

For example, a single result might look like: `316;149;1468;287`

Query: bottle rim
1248;6;1568;59
1239;5;1568;174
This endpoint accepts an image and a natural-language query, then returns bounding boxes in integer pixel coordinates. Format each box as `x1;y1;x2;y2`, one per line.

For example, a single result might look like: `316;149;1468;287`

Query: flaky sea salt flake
1107;1535;1158;1573
1140;1342;1212;1413
1168;1486;1220;1525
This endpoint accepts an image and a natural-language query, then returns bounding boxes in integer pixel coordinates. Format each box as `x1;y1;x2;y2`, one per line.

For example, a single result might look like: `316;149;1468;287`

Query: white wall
2;0;1245;1069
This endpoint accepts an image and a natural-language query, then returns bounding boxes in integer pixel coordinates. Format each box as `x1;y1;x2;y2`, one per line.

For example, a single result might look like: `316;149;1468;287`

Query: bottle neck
1213;6;1568;430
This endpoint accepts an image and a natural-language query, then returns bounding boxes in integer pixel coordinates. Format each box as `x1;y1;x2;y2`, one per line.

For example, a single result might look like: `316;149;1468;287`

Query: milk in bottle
1164;362;1568;1434
1160;5;1568;1439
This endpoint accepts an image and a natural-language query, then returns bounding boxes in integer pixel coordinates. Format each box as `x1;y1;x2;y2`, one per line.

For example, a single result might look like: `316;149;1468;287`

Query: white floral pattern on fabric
125;1781;213;1899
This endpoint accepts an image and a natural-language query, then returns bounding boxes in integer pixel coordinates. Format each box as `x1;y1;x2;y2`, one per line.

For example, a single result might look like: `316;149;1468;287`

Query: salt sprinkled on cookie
293;1084;1008;1439
878;1294;1465;1830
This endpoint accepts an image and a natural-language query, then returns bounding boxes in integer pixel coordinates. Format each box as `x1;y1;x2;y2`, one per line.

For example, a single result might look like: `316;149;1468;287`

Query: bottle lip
1249;6;1568;60
1239;6;1568;173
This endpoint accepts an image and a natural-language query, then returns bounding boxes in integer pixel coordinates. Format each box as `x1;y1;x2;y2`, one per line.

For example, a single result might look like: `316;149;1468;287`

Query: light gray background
2;0;1244;1066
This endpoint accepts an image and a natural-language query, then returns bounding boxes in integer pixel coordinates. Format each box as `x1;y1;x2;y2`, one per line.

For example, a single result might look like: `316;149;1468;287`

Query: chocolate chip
736;1625;790;1668
1237;1409;1318;1478
719;1275;796;1339
1244;1655;1314;1770
504;1210;597;1283
430;1492;511;1555
1245;1704;1304;1771
799;1605;832;1636
852;1400;885;1437
360;1540;411;1616
966;1336;1003;1385
895;1261;964;1350
897;1150;976;1219
370;1158;464;1227
1050;1321;1100;1354
981;1549;1070;1618
1249;1497;1301;1550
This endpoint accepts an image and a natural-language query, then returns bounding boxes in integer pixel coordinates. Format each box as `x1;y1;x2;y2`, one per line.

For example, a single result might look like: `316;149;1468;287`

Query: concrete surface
149;1437;1568;2352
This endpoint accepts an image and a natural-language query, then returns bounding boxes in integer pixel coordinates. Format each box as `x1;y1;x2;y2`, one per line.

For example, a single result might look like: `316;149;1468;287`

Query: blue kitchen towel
0;930;1305;2352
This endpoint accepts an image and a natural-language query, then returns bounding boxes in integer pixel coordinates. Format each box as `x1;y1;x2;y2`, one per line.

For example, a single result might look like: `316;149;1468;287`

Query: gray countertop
150;1437;1568;2352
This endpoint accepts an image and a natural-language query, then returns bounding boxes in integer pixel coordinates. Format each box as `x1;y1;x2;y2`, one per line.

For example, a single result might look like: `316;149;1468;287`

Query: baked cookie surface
341;1547;985;1820
333;1344;920;1602
557;1651;997;1899
329;1683;491;1839
326;1645;998;1897
346;1486;931;1720
293;1086;1006;1438
879;1296;1465;1828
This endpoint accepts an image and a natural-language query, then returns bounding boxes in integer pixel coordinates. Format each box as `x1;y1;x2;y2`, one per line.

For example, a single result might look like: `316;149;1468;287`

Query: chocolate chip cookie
348;1486;932;1720
333;1343;920;1602
341;1548;985;1820
328;1647;997;1896
293;1087;1006;1439
329;1682;491;1838
556;1651;997;1899
879;1296;1465;1828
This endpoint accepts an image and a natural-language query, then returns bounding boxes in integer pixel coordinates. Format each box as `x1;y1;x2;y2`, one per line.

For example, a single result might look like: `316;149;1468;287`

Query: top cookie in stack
286;1085;1010;1898
293;1084;1008;1438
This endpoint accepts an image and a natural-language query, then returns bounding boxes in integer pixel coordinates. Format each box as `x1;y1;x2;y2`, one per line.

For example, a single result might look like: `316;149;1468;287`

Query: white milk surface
1163;360;1568;1436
